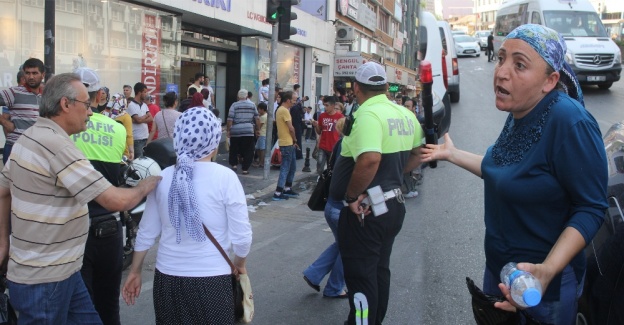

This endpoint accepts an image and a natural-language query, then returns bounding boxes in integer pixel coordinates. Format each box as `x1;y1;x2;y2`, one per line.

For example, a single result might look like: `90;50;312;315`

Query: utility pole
44;0;55;75
263;24;279;179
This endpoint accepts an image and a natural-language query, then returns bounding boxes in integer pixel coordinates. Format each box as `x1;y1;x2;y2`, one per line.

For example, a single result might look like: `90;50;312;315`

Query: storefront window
240;37;303;104
0;0;181;105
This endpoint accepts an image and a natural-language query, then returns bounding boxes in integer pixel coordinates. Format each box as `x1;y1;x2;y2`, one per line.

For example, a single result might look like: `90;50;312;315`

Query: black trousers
338;200;405;325
294;125;303;159
81;219;123;325
228;136;255;171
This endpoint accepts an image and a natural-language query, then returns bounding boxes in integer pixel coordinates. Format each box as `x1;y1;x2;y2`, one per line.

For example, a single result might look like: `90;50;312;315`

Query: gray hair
40;73;81;118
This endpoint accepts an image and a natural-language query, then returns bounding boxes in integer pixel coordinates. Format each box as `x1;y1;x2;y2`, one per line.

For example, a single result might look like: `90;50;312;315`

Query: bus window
494;13;522;37
543;11;608;37
531;12;541;24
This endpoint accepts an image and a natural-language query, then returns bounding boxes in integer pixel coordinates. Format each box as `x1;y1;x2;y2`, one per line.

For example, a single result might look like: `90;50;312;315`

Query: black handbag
466;277;551;325
0;277;16;325
307;168;332;211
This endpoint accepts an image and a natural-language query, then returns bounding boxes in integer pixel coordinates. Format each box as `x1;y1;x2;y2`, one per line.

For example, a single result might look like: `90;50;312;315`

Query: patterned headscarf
168;107;222;243
505;24;584;107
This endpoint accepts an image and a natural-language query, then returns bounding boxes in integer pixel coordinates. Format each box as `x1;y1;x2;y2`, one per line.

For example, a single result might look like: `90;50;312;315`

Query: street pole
263;23;279;179
44;0;55;75
420;60;437;169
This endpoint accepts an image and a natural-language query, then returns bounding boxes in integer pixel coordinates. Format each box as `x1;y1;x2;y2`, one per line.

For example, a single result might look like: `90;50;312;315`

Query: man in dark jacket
487;32;495;62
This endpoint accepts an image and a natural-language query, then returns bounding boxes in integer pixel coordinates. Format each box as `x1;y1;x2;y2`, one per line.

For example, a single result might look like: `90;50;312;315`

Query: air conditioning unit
336;26;355;42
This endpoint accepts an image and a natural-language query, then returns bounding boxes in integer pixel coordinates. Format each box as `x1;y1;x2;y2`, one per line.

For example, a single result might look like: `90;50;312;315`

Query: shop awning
602;19;624;25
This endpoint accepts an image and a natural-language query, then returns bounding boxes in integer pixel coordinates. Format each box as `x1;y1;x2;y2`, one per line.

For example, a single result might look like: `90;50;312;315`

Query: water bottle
499;262;542;308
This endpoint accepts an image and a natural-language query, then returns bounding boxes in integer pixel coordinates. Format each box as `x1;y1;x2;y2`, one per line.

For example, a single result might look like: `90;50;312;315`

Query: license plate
466;50;475;54
587;76;606;82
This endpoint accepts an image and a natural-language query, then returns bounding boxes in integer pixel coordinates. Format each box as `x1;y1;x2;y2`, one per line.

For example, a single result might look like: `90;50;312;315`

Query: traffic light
278;0;300;41
266;0;282;24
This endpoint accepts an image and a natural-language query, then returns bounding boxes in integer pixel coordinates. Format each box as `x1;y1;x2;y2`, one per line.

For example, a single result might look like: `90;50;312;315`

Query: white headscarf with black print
168;107;221;243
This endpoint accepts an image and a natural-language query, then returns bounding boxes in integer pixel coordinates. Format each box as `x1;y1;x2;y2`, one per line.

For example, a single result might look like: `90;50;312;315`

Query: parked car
419;11;451;138
451;30;466;36
438;20;460;103
473;30;490;50
453;35;481;57
575;121;624;325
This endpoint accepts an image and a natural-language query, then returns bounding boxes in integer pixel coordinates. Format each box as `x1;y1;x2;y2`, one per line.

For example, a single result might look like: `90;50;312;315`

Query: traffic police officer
329;62;424;325
73;68;127;325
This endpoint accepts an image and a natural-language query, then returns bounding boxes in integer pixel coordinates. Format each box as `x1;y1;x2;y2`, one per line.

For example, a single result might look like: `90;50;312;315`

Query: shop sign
359;5;377;31
334;56;363;77
347;6;358;19
347;0;360;20
393;32;404;50
190;0;231;12
394;0;402;22
142;14;161;105
296;1;327;21
395;69;403;82
338;0;349;15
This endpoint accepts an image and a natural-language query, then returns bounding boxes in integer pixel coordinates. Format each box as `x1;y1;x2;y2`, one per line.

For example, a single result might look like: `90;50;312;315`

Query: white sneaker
404;191;418;198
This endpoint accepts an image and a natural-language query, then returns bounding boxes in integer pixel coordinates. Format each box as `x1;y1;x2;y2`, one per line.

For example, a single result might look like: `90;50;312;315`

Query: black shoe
283;189;299;198
272;193;289;201
303;276;320;292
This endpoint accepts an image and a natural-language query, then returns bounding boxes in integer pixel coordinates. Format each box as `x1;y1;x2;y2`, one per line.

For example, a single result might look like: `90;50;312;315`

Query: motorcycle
120;138;177;270
576;121;624;325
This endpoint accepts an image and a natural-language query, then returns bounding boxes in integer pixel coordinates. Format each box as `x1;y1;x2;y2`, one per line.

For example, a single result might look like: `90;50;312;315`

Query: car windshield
454;35;475;43
543;11;608;37
475;31;489;37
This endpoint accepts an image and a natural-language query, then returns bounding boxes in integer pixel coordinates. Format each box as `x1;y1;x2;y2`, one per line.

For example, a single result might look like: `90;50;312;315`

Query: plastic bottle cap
522;288;542;307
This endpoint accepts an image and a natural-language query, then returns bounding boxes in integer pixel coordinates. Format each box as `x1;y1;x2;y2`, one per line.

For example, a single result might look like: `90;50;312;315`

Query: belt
344;188;405;206
89;212;120;226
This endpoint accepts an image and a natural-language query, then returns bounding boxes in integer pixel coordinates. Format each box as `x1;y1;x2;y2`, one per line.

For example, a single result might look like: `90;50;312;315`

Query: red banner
142;15;161;105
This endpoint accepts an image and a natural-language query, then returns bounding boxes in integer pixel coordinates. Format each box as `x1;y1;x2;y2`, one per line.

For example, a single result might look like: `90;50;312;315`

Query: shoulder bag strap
202;225;238;275
162;110;171;138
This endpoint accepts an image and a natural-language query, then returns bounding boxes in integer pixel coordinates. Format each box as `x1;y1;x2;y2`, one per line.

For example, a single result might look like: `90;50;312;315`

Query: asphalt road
119;55;624;324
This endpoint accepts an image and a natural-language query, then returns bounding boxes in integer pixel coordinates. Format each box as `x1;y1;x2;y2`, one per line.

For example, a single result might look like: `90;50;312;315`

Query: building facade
0;0;336;118
0;0;425;119
334;0;418;97
473;0;502;30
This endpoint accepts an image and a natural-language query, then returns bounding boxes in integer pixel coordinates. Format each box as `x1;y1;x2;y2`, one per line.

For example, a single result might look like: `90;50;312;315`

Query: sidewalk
214;137;319;202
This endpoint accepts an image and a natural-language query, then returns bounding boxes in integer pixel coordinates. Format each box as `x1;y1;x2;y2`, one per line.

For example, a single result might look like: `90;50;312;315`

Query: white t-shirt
135;162;252;277
259;85;269;103
126;100;149;140
203;85;214;107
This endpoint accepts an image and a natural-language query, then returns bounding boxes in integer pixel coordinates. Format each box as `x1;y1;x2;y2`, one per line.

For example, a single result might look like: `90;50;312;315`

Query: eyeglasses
68;98;92;110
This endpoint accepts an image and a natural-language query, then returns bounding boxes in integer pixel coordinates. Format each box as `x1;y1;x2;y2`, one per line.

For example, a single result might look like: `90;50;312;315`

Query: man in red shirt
312;95;344;175
146;95;160;139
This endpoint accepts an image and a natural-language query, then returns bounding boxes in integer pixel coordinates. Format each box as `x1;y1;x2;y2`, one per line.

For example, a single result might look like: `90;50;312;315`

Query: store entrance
180;29;240;121
180;53;228;119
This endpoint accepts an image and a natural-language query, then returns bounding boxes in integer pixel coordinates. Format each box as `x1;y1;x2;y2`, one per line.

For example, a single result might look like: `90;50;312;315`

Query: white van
419;11;451;137
438;20;461;103
494;0;622;89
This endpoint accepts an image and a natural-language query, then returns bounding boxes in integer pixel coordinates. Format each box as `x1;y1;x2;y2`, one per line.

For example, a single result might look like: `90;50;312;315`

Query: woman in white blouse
122;107;252;324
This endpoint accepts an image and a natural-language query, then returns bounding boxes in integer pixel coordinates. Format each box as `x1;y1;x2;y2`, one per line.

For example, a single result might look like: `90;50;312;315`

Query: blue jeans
277;145;296;190
482;264;582;325
303;198;345;296
133;138;147;158
7;271;102;325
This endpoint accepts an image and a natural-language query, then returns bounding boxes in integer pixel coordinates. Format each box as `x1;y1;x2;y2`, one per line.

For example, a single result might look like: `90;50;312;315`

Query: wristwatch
344;194;358;204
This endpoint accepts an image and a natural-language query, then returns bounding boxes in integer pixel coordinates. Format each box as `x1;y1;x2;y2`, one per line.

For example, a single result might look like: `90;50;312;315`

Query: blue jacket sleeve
552;118;608;245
